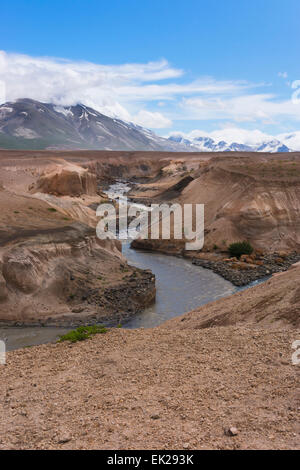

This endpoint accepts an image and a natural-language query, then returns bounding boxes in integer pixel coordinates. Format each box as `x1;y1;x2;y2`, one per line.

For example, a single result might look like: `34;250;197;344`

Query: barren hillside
131;153;300;253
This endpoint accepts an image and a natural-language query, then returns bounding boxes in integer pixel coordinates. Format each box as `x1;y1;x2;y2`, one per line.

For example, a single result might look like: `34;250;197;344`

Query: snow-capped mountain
273;132;300;152
167;134;291;153
0;99;191;151
255;140;290;153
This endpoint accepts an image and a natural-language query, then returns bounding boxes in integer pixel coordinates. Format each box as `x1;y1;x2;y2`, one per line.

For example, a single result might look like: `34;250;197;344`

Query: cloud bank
0;51;182;127
0;50;299;142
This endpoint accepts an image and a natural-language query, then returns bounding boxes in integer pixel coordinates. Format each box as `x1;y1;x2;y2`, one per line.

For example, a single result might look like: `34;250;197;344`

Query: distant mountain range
0;98;294;153
167;134;291;153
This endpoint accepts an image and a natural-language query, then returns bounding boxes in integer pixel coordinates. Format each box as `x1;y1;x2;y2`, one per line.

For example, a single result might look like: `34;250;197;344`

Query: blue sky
1;0;300;146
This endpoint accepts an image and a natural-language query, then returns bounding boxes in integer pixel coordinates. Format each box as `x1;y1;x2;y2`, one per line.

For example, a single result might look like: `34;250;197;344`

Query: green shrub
228;241;253;258
58;325;108;343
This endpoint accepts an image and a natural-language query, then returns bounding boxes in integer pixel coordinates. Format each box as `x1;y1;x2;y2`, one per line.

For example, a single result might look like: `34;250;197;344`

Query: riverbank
131;237;300;287
0;267;156;329
192;252;300;286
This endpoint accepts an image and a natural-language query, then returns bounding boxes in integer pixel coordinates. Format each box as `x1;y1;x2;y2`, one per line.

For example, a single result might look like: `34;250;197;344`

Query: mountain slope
0;99;191;151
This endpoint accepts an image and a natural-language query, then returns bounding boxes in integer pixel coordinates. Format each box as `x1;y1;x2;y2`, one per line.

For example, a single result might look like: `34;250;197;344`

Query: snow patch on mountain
13;127;40;139
53;106;73;117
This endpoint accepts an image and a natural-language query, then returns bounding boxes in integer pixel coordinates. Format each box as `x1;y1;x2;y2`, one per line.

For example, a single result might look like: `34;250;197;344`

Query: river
0;181;261;350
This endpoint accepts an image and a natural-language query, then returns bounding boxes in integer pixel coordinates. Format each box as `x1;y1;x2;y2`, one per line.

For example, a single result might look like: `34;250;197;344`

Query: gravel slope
0;324;298;450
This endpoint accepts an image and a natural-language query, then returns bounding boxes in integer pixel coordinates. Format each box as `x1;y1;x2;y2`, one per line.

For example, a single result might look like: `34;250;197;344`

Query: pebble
57;434;72;444
224;426;239;436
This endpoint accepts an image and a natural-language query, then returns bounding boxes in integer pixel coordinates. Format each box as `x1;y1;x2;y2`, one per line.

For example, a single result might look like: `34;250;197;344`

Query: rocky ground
192;252;300;286
69;268;156;328
0;263;299;450
0;267;155;328
0;326;298;450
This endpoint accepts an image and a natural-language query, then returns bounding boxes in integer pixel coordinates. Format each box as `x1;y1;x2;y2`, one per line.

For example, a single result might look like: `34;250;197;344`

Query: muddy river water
0;181;262;350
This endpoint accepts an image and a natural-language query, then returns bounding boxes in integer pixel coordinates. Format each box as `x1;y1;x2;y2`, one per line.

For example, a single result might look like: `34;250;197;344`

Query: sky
0;0;300;147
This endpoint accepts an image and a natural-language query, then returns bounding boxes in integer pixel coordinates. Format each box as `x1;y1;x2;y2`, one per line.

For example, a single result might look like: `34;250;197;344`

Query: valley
0;148;299;450
1;149;299;332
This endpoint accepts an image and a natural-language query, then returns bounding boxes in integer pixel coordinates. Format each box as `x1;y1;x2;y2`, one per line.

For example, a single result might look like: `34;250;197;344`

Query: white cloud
0;50;299;137
0;50;259;129
113;79;257;102
0;50;181;125
278;72;288;79
181;93;300;123
198;128;272;145
133;110;172;128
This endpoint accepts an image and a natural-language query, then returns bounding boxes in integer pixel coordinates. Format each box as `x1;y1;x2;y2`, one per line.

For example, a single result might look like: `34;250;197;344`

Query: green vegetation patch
228;241;254;258
98;198;111;205
58;325;108;343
